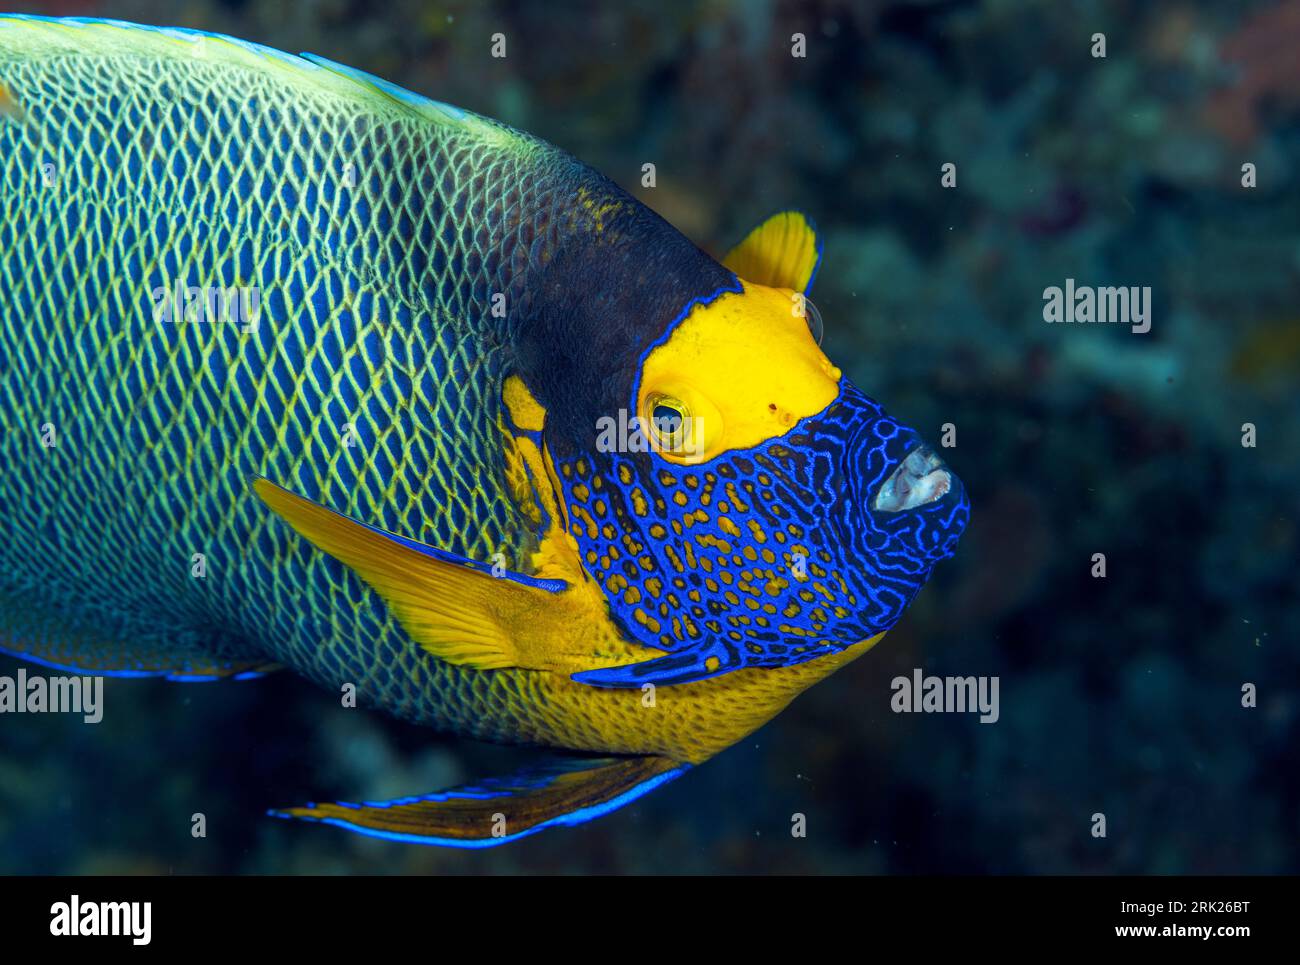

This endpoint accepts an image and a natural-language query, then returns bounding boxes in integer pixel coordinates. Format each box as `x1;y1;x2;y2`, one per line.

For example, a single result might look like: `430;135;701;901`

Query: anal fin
270;755;689;848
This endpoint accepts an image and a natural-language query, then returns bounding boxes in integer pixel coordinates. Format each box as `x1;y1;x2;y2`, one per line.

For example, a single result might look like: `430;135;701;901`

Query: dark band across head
506;161;737;455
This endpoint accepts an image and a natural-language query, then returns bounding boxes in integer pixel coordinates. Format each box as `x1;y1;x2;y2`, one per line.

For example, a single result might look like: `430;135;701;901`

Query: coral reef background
1;0;1296;874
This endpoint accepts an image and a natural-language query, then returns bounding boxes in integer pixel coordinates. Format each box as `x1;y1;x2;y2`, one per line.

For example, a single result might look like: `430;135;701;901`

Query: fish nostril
873;445;952;512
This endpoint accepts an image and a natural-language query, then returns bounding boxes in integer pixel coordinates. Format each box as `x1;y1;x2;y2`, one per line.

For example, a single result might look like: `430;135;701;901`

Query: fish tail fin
270;755;688;848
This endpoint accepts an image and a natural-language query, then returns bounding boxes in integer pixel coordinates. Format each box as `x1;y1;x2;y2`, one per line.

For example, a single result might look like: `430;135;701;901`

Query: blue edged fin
270;755;688;848
254;478;663;678
253;478;579;672
0;590;278;681
722;210;823;294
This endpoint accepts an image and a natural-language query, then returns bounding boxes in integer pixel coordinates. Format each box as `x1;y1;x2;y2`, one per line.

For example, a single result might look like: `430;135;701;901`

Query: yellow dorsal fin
722;211;821;293
253;479;653;675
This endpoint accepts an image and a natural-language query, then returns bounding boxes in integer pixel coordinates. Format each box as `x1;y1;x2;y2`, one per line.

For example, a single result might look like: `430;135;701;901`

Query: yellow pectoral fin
722;210;821;293
253;479;648;675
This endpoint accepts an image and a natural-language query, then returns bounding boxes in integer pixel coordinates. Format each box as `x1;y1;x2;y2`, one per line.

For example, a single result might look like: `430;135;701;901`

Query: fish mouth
873;445;952;512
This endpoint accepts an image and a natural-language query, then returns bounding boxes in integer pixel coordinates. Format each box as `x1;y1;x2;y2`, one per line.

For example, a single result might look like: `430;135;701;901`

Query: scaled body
0;17;968;845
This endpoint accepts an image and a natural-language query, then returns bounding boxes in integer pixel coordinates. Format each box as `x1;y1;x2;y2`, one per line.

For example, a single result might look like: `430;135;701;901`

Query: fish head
547;277;970;687
253;200;967;692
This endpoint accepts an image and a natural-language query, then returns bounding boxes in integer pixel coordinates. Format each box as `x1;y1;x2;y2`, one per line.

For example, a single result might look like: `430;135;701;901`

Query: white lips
873;446;952;512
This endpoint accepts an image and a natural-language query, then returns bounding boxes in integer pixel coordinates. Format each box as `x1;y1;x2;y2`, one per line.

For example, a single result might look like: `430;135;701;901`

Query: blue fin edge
267;764;690;849
0;15;466;121
0;641;273;682
798;210;825;295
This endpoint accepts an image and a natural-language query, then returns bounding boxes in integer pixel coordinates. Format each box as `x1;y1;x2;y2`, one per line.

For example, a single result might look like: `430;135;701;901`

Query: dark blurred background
1;0;1297;874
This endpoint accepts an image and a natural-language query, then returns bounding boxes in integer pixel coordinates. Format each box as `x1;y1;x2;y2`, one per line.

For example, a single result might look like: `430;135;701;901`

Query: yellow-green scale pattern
0;19;581;739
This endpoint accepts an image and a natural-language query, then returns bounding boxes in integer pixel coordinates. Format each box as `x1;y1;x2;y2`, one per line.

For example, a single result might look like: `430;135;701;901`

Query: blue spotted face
553;380;969;688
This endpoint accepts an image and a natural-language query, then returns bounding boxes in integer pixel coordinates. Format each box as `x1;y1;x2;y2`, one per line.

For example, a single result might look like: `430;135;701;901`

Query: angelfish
0;17;969;846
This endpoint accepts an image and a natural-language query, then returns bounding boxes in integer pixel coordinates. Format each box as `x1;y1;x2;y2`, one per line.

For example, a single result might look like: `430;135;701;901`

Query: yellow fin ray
253;478;653;675
722;210;821;293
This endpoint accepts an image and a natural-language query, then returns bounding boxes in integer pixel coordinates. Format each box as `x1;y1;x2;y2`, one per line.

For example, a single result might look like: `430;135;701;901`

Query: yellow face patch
636;281;841;464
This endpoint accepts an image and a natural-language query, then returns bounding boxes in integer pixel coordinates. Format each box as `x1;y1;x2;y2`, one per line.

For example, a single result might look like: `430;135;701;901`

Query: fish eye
646;394;692;453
